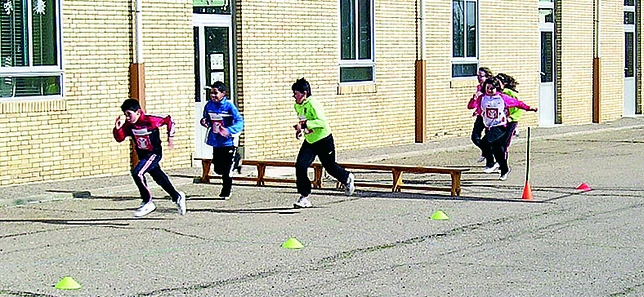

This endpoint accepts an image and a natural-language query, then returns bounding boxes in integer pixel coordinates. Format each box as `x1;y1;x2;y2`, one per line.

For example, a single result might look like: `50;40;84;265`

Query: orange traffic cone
522;180;533;200
576;183;592;192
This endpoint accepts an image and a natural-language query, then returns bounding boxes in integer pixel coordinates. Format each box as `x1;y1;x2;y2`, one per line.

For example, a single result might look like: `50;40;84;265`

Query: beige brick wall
237;0;417;159
0;0;193;186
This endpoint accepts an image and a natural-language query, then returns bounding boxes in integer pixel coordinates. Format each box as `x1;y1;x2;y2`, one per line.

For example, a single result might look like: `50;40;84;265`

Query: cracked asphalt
1;118;644;296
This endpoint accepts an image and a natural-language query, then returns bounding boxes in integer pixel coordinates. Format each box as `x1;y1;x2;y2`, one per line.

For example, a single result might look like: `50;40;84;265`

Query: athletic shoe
293;196;312;208
134;201;156;217
219;195;230;200
476;155;486;163
176;191;186;216
483;163;500;174
345;173;356;196
499;168;512;181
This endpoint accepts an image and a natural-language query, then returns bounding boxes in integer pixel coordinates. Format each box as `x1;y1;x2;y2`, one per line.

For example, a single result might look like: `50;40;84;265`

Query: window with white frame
340;0;374;83
0;0;62;99
452;0;478;78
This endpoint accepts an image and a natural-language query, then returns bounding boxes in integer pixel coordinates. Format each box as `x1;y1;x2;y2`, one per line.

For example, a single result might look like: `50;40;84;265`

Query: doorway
539;1;556;126
624;1;637;116
193;14;233;163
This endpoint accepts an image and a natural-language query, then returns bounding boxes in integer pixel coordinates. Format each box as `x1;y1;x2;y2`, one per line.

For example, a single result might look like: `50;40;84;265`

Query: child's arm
301;99;326;130
148;114;176;148
502;94;537;112
113;116;128;142
225;103;244;135
200;105;210;128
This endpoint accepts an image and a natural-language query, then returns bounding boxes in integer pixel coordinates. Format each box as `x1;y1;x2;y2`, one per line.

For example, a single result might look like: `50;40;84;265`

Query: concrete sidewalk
1;116;642;207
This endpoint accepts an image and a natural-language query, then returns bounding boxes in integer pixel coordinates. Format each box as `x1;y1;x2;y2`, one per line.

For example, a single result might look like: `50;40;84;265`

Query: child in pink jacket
477;77;537;181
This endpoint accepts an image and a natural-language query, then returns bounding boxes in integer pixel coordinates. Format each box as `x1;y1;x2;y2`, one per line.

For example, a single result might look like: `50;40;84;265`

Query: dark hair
481;77;501;93
121;98;141;112
495;73;519;92
291;78;312;97
478;67;493;78
211;81;227;93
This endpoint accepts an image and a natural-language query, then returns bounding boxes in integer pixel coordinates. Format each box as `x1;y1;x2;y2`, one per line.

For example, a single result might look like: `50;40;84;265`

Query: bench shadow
0;217;166;227
189;207;300;215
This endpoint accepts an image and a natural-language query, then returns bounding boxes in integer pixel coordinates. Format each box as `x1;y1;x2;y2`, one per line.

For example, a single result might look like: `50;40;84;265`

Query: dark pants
295;134;350;197
131;153;180;203
481;126;511;175
502;121;518;160
212;146;237;197
471;115;485;153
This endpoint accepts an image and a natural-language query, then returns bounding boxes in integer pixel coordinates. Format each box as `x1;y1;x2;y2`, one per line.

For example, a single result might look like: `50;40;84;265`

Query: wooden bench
336;162;469;197
195;158;468;196
195;158;324;188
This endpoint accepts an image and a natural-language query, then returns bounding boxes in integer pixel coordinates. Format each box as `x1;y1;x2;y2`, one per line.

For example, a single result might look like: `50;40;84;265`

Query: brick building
0;0;640;186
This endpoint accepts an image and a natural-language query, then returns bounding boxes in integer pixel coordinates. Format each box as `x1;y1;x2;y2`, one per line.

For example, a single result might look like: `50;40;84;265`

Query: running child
200;81;244;200
113;98;186;217
467;67;494;163
477;77;537;180
291;78;355;208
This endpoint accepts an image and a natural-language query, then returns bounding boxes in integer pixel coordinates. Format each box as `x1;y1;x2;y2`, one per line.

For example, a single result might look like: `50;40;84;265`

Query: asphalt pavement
1;117;644;296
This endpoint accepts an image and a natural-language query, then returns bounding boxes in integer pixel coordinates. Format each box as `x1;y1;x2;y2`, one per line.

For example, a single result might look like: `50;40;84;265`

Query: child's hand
219;127;230;137
200;118;208;128
167;137;174;149
529;108;538;112
295;130;303;139
115;116;125;129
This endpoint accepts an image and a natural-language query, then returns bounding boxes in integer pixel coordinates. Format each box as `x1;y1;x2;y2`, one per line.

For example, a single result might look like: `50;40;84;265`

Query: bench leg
392;169;404;192
450;172;462;197
201;159;212;183
256;164;267;186
312;164;323;188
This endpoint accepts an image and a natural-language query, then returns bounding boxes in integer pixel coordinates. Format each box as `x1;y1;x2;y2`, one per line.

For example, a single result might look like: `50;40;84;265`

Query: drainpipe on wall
592;0;601;123
414;0;427;143
129;0;146;167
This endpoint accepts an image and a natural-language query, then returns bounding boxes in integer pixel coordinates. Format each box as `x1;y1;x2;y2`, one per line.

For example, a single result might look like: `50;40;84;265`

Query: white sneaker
483;163;500;174
293;196;312;208
499;168;512;181
134;201;156;217
176;191;186;216
345;173;356;196
476;155;486;163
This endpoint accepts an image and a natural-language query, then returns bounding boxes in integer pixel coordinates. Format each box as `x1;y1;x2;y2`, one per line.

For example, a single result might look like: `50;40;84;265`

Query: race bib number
132;128;152;150
485;108;500;119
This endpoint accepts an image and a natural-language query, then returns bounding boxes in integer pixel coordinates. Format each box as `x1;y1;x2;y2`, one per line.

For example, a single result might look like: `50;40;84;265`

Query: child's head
482;77;501;96
120;98;142;123
291;78;311;104
208;81;227;103
495;73;518;92
477;67;493;85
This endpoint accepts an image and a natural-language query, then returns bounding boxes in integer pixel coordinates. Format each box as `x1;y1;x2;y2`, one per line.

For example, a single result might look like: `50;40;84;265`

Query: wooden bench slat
195;158;465;196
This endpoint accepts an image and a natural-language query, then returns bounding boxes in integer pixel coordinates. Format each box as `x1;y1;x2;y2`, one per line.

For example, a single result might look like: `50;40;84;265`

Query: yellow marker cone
281;237;304;249
430;210;449;220
55;276;81;290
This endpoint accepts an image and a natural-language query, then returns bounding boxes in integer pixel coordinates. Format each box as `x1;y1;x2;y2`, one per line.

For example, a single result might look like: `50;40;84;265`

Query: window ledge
1;98;67;114
337;83;377;95
450;78;478;89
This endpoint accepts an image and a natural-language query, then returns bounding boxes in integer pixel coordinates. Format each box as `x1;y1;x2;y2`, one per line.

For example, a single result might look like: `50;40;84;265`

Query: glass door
624;1;637;116
539;1;556;126
193;14;233;162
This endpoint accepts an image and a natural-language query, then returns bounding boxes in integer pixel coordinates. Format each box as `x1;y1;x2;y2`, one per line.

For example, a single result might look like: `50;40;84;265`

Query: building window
452;0;478;78
340;0;374;83
0;0;62;99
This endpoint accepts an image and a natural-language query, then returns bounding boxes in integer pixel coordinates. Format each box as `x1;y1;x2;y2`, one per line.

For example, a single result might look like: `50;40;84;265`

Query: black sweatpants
212;146;237;197
131;153;180;203
471;115;485;153
295;134;350;197
481;126;511;175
